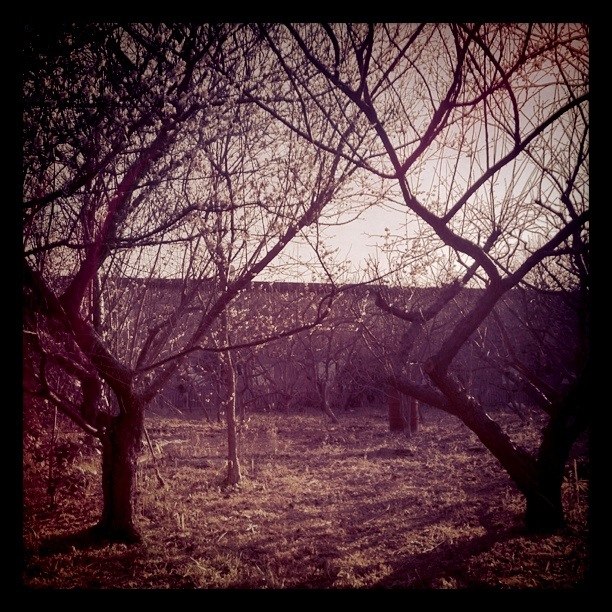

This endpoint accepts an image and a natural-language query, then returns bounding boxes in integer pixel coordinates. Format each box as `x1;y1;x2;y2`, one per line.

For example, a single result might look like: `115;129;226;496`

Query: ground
21;407;590;590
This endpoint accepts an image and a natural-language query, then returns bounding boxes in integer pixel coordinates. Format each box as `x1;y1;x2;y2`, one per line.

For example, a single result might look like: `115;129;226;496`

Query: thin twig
573;459;580;506
363;504;391;524
143;425;166;488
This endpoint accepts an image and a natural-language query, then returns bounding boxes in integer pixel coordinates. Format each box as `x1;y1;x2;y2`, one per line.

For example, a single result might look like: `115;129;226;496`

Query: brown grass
22;407;590;590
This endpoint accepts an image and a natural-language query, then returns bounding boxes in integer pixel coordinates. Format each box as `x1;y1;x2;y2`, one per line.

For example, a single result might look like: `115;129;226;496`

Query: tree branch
442;93;589;225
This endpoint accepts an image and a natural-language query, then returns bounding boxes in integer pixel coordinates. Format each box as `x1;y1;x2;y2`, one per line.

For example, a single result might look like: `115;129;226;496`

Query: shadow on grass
36;526;143;557
285;524;524;590
373;521;524;589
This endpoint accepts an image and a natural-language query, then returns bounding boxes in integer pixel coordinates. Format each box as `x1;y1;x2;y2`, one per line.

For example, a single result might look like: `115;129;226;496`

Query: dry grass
21;407;590;590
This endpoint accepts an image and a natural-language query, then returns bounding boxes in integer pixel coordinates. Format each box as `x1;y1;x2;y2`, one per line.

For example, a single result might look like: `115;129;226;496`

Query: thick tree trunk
526;376;590;531
525;471;564;532
451;395;568;532
428;362;590;533
525;422;569;531
447;396;537;495
94;394;144;542
427;364;537;492
388;386;406;432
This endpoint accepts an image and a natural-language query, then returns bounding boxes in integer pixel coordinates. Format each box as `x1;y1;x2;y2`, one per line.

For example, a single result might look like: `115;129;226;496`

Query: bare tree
24;23;222;540
22;23;360;540
262;23;589;530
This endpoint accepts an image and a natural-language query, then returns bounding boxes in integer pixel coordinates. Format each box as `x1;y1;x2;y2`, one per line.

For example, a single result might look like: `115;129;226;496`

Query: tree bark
223;348;242;486
525;456;565;532
426;362;539;490
322;400;340;424
388;366;586;532
409;397;420;434
24;263;146;541
321;381;339;424
94;393;145;542
526;370;590;531
428;360;592;532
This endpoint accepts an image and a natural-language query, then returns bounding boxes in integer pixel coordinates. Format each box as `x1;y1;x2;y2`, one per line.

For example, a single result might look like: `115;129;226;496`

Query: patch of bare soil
21;408;590;589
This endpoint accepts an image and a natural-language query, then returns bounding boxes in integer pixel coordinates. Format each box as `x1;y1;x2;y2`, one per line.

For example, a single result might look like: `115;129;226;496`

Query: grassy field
21;407;590;589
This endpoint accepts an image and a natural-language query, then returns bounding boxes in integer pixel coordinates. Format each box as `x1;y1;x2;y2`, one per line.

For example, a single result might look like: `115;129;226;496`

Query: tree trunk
388;386;406;432
25;263;144;542
223;348;242;486
427;364;538;493
451;394;566;532
428;362;590;533
95;394;144;542
525;420;568;531
526;377;590;531
525;470;564;532
409;397;420;434
321;382;339;424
